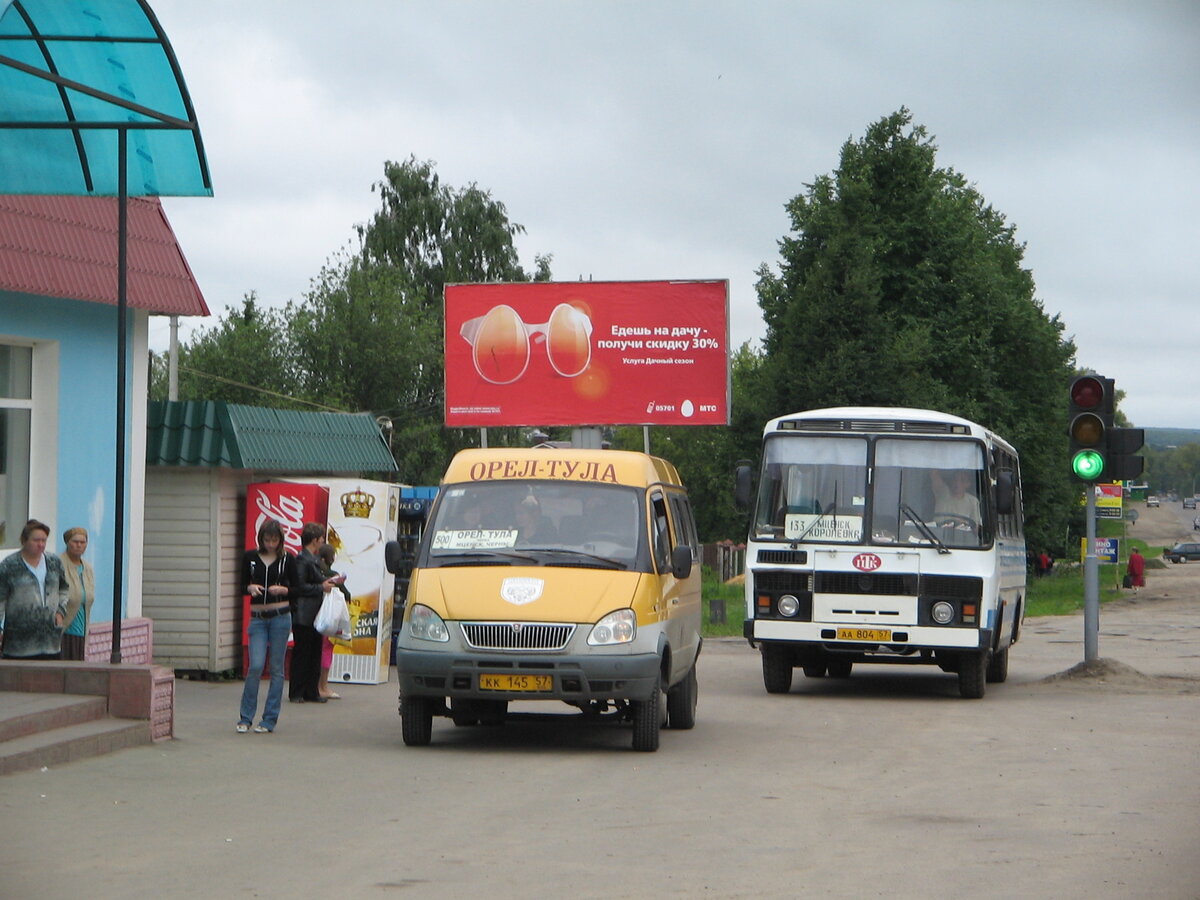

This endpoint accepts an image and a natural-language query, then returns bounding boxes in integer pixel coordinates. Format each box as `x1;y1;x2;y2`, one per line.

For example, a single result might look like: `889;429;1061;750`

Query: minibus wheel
401;694;434;745
666;663;698;730
632;688;661;751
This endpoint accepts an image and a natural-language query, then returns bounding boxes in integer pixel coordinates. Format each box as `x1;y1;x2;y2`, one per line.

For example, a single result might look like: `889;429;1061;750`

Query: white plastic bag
314;590;352;639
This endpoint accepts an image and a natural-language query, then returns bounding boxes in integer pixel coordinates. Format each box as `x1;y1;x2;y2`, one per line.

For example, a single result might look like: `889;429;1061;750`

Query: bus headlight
588;609;636;646
777;594;800;617
407;604;450;642
931;601;955;625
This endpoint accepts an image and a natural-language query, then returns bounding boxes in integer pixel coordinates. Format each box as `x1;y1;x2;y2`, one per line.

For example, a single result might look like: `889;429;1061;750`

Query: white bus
735;407;1026;699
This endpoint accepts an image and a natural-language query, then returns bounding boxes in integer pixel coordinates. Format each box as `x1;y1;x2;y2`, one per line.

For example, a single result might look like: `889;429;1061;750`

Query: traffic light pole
1083;486;1099;662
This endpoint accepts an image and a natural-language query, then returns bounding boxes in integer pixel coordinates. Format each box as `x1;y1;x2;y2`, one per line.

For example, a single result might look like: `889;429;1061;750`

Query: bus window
752;436;868;542
873;439;987;549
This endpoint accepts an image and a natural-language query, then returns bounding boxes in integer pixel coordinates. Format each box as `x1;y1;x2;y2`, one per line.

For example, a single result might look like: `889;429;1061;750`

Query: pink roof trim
0;195;208;316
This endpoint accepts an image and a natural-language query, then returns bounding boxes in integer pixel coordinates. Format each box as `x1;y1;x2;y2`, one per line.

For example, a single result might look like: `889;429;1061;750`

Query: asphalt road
1;502;1198;899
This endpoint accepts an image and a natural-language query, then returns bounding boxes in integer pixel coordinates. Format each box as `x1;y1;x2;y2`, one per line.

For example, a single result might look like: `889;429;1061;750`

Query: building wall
0;291;148;620
143;466;257;673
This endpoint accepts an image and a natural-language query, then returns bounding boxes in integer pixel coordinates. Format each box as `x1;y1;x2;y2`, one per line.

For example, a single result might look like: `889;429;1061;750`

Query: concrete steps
0;692;151;775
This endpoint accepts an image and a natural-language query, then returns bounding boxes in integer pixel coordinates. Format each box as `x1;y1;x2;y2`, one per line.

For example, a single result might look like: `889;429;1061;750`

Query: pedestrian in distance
238;518;294;734
1126;547;1145;595
60;526;95;661
0;519;69;659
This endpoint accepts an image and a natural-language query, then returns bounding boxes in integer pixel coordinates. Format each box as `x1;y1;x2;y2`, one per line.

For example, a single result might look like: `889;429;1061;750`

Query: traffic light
1068;374;1112;482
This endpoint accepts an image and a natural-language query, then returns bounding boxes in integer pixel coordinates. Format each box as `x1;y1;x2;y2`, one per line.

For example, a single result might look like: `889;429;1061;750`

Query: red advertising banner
242;482;329;657
444;280;729;427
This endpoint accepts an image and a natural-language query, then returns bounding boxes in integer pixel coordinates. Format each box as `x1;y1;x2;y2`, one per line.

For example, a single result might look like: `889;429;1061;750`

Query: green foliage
701;567;745;638
754;108;1078;554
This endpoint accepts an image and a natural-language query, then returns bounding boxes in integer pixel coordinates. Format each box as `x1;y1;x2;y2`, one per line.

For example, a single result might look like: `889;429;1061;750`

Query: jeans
239;611;291;729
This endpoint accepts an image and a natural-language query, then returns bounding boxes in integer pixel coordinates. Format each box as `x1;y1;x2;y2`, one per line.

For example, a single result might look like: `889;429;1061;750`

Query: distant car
1184;498;1197;510
1164;542;1200;563
1146;495;1160;507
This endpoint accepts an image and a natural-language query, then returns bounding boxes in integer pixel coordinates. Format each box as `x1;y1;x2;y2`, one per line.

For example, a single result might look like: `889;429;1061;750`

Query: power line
173;363;347;412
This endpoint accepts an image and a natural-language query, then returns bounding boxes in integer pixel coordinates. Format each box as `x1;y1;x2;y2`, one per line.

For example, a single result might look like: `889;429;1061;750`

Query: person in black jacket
238;518;293;733
289;522;337;703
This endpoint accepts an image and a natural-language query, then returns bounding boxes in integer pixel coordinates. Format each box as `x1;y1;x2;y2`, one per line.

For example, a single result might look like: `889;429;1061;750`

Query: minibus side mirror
995;469;1015;515
671;544;693;580
734;463;753;510
384;539;414;578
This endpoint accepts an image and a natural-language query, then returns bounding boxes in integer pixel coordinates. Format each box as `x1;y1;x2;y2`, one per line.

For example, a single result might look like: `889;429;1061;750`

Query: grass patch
701;567;745;638
1026;535;1169;618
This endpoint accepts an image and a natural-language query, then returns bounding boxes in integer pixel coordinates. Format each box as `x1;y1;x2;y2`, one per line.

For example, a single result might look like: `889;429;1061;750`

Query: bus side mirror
734;463;753;510
995;470;1015;515
671;544;693;580
384;539;414;578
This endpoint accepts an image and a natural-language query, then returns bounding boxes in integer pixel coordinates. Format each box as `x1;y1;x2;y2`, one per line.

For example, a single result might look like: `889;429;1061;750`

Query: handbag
314;589;352;639
1122;573;1133;589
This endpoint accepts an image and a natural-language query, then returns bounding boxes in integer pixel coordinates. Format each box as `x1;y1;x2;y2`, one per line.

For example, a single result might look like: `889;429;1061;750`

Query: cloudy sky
151;0;1199;429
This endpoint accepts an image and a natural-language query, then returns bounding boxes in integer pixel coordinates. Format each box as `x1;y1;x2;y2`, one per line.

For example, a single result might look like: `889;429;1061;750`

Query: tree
755;109;1077;553
150;294;303;407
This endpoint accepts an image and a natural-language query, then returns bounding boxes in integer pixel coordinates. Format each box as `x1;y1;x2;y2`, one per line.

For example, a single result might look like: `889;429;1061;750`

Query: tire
826;658;853;679
631;686;661;752
986;646;1009;683
666;663;698;730
802;662;827;678
761;645;793;694
958;650;989;699
401;694;434;745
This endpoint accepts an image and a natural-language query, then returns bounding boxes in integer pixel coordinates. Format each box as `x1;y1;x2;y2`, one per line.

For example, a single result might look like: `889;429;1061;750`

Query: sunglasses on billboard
459;303;593;385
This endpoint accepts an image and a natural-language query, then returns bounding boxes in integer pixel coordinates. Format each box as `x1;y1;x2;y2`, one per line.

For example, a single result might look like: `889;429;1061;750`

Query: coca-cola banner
444;280;730;427
243;483;329;655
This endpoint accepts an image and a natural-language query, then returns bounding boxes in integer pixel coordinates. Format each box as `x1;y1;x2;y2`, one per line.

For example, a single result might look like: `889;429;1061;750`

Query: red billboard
444;280;729;426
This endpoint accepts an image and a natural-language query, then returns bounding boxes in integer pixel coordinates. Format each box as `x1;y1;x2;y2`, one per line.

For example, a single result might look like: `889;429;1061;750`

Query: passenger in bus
930;469;981;526
514;495;557;545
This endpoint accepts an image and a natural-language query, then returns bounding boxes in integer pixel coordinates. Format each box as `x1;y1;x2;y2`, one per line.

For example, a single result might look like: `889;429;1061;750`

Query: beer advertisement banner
444;280;730;427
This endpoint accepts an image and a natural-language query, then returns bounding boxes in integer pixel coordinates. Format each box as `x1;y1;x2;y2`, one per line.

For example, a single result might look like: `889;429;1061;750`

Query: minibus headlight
777;594;800;617
588;609;636;646
407;604;450;642
931;601;955;625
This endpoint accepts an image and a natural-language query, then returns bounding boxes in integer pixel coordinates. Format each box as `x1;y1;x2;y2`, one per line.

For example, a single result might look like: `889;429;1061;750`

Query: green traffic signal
1072;448;1105;481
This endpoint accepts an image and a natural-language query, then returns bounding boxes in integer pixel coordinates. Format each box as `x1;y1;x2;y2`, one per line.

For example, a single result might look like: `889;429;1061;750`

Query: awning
0;0;211;196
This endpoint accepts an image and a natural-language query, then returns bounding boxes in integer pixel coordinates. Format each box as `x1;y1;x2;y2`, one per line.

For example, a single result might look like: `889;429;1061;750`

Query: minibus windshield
427;481;643;569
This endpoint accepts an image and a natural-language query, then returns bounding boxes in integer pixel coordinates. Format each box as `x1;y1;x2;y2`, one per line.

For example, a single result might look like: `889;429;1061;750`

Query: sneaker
252;724;272;734
236;723;249;734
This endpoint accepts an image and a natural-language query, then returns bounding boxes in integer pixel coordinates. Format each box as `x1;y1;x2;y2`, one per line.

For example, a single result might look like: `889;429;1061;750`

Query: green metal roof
147;401;397;473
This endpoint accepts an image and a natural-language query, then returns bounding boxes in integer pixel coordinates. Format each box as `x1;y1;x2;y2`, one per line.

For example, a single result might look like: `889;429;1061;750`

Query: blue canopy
0;0;211;196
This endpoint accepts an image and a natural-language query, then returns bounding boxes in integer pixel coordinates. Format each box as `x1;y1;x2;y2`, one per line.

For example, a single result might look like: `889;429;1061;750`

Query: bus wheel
401;695;434;745
632;687;661;751
986;646;1009;683
761;645;794;694
802;662;827;678
958;651;989;699
826;659;853;679
666;663;698;730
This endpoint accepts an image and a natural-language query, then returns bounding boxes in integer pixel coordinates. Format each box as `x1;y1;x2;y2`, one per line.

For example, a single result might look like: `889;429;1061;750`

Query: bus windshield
752;436;868;543
752;435;988;549
872;439;987;549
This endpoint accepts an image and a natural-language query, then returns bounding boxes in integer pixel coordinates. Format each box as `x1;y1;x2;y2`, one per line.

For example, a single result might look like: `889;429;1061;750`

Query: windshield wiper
431;550;540;567
791;481;838;546
900;503;949;554
523;548;627;569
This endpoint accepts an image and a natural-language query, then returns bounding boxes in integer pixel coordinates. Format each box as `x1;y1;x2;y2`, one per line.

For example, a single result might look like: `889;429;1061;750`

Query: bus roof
443;448;685;489
764;407;1015;453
